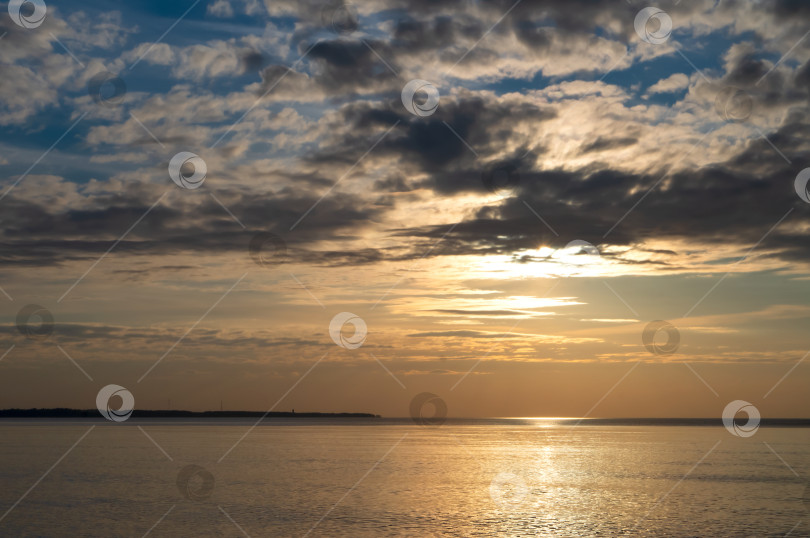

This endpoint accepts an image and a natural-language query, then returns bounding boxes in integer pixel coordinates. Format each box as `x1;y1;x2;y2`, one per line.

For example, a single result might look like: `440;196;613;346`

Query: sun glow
473;244;612;280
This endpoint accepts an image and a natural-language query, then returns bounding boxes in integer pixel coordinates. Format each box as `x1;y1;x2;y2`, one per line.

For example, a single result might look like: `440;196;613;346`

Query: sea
0;418;807;537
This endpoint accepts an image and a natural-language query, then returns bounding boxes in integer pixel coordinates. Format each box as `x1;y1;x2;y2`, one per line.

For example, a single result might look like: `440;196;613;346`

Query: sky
0;0;809;418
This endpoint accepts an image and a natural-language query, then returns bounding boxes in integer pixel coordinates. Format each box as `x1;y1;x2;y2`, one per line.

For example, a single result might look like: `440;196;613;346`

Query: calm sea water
0;419;808;536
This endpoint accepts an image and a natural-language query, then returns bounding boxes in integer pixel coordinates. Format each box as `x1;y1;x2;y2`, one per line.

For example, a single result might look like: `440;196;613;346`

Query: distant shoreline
0;408;380;418
1;411;810;426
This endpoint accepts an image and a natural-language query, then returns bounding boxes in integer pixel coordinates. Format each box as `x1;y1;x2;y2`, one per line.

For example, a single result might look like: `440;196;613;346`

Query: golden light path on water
2;423;805;536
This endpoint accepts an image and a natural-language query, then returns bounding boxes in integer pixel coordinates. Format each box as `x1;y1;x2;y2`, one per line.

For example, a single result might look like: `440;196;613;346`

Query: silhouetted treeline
0;408;380;418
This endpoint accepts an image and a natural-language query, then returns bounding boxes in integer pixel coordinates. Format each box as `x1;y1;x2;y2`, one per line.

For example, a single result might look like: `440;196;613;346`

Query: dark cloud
331;94;555;176
2;0;810;275
582;137;638;153
372;174;415;193
0;185;390;267
430;309;534;316
407;330;522;338
240;49;267;73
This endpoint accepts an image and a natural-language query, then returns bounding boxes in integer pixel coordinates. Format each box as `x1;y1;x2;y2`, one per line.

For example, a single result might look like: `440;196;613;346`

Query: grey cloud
3;0;810;274
0;322;326;349
581;137;638;153
407;330;522;338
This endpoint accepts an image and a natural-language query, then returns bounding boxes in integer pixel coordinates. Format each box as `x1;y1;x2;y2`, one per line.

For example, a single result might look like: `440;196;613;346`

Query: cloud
1;0;810;385
208;0;235;18
407;330;523;338
646;73;690;94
